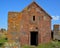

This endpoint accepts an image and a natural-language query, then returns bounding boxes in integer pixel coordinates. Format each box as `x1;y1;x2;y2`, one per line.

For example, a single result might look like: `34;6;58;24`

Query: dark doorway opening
30;31;38;46
51;31;53;40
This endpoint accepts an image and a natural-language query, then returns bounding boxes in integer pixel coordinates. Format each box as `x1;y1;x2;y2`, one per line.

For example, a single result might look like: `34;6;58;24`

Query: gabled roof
23;1;52;19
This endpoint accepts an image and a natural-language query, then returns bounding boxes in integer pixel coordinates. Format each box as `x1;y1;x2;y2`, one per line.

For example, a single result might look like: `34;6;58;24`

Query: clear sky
0;0;60;30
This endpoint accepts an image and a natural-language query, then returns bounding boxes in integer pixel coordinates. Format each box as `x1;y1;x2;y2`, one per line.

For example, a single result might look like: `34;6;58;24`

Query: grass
22;41;60;48
0;38;8;47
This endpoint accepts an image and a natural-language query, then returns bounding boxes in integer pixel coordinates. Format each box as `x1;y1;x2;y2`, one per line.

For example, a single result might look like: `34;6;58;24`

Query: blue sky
0;0;60;30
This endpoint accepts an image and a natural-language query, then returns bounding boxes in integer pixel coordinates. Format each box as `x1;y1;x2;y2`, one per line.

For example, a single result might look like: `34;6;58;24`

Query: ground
22;40;60;48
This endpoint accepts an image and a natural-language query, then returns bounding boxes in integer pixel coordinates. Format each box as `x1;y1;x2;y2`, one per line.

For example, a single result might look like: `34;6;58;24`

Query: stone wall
7;2;52;46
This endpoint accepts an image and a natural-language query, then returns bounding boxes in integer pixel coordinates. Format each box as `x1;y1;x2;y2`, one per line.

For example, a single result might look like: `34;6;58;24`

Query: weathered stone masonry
7;2;52;46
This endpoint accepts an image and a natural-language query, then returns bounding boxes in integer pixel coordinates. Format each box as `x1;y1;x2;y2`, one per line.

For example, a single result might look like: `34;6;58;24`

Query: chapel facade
7;2;52;46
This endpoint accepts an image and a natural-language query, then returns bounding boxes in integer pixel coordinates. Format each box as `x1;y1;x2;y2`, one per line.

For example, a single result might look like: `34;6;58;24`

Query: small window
33;16;35;21
36;27;38;29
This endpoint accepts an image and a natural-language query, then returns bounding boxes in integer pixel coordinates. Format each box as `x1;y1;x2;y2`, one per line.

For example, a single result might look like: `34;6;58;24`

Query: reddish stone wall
7;2;52;46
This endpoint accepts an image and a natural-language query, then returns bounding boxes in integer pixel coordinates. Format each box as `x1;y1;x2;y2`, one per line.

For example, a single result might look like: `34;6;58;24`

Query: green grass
0;38;8;47
22;41;60;48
